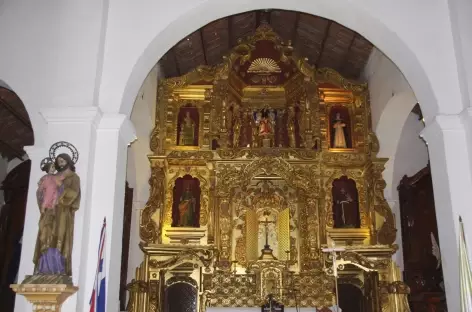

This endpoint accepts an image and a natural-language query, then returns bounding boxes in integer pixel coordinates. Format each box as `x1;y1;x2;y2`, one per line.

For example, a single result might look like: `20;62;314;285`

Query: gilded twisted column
301;195;321;270
207;168;216;244
217;196;232;270
212;81;230;148
150;84;169;155
303;80;319;149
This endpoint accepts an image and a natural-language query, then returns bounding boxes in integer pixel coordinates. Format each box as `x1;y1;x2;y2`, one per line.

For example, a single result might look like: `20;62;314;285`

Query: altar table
207;307;341;312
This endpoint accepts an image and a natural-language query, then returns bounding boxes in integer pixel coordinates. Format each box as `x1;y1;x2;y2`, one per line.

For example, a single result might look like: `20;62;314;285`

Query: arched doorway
0;86;34;312
120;4;462;312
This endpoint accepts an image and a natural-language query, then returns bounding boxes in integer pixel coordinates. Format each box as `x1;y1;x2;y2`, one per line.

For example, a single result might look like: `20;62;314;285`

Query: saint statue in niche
330;106;352;149
255;109;275;137
177;106;199;146
332;176;360;228
171;175;201;227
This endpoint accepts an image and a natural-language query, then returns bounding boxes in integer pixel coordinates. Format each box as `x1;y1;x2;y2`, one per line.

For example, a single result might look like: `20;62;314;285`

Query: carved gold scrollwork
371;160;397;245
338;251;390;271
317;68;367;93
126;280;148;312
148;280;159;312
321;152;366;166
140;163;165;243
368;131;380;155
150;84;168;154
167;150;214;160
217;148;320;160
148;248;217;270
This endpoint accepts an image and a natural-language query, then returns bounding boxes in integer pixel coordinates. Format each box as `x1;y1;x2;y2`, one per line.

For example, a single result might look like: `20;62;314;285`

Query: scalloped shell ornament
247;58;282;74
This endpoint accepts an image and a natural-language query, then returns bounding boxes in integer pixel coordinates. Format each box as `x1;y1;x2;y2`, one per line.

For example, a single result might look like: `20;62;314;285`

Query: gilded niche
130;23;408;312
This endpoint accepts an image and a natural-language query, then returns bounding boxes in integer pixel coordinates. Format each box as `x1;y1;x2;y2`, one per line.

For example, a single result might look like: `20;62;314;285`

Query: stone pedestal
11;275;78;312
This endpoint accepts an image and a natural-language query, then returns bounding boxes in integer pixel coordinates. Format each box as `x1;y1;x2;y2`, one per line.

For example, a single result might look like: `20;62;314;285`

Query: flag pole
459;216;472;311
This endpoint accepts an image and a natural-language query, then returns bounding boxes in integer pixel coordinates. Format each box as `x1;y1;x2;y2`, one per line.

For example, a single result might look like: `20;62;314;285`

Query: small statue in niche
332;112;347;148
172;176;201;227
329;106;352;149
256;109;274;136
332;176;360;228
177;108;198;146
34;143;81;277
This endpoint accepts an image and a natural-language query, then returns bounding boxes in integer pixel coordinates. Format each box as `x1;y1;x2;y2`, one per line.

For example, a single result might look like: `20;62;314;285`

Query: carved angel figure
37;162;64;213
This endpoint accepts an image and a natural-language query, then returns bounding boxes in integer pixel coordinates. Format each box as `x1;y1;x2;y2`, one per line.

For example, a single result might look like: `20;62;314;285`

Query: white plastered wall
365;48;429;269
126;64;161;287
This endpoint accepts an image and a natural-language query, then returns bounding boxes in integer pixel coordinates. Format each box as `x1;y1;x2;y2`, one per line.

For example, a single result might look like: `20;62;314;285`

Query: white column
421;114;472;312
76;113;136;312
14;146;48;312
15;107;102;312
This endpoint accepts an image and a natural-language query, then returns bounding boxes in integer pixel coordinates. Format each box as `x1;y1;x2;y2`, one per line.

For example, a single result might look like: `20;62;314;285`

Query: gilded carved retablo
129;23;408;312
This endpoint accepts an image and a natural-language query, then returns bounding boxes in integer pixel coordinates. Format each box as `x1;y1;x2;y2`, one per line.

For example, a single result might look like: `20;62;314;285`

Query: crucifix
259;217;277;260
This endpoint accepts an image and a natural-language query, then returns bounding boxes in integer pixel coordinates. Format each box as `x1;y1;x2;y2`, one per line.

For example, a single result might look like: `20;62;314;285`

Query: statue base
11;274;78;312
259;245;278;260
261;138;272;148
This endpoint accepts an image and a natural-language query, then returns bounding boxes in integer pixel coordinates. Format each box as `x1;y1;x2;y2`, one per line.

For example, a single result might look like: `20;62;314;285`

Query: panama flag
90;218;106;312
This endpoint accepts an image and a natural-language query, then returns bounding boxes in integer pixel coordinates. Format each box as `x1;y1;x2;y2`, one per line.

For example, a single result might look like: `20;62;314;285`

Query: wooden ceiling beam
256;10;261;28
171;48;181;77
290;12;301;47
0;99;32;131
339;33;357;73
315;20;332;68
199;28;208;66
228;15;233;49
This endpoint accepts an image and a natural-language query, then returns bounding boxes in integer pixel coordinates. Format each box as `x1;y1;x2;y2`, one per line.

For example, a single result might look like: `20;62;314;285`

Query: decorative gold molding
323;169;368;229
140;162;165;243
11;282;78;312
317;68;367;93
162;166;210;239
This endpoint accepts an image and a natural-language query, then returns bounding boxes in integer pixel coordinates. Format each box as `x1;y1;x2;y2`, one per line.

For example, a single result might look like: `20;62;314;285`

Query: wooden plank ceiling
0;87;34;160
159;10;373;80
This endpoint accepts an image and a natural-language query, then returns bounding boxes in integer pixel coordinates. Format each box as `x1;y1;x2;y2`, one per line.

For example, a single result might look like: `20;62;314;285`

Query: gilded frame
166;99;206;150
323;169;368;229
216;157;320;269
233;182;298;266
162;165;210;242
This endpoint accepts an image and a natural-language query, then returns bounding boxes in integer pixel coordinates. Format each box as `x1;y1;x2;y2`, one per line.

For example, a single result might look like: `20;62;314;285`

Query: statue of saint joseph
34;153;81;276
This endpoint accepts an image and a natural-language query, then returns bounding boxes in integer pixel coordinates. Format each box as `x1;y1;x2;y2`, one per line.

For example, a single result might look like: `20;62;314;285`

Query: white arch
0;79;11;90
376;91;418;199
110;0;444;123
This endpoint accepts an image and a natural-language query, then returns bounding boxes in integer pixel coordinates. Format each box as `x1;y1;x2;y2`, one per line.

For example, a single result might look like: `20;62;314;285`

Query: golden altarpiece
127;24;410;312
